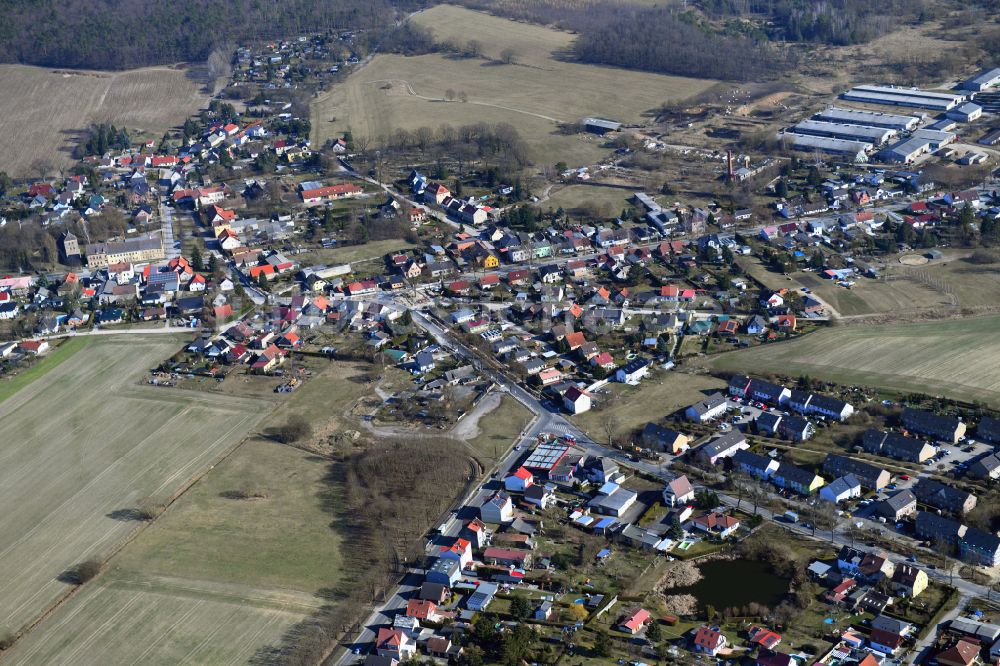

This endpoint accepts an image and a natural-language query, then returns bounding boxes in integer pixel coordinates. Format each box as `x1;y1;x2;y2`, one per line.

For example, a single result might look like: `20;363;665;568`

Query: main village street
333;296;1000;663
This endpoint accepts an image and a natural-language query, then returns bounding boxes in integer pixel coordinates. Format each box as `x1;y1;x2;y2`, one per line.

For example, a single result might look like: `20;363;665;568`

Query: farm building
583;117;622;134
299;181;363;204
979;128;1000;146
778;133;872;162
841;84;965;111
947;102;983;123
812;106;919;131
790;120;896;145
960;68;1000;92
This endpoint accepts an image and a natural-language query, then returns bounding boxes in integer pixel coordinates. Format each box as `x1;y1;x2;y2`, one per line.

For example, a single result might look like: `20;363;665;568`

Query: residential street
332;300;1000;664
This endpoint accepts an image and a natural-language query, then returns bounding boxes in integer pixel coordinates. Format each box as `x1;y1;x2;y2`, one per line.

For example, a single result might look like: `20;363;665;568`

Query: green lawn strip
0;336;92;403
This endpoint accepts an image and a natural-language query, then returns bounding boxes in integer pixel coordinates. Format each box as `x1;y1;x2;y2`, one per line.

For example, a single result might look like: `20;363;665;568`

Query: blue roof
596;548;611;559
593;518;615;529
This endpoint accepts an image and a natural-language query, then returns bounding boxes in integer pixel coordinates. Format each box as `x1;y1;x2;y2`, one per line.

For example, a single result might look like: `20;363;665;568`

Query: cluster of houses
0;254;229;337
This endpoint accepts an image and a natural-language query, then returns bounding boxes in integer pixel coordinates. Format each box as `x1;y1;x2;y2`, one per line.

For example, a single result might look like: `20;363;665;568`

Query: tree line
0;0;422;70
571;6;793;81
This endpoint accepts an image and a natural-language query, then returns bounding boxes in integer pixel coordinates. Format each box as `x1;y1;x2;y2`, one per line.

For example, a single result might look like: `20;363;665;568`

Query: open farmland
4;439;338;666
707;315;1000;406
5;359;377;664
312;4;718;165
0;64;213;176
0;335;269;636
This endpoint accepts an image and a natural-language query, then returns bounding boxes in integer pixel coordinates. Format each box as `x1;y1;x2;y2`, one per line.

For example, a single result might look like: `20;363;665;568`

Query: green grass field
4;359;376;664
0;336;93;403
312;4;717;165
543;184;636;217
572;371;726;440
4;439;339;666
708;315;1000;406
465;396;533;466
0;335;270;637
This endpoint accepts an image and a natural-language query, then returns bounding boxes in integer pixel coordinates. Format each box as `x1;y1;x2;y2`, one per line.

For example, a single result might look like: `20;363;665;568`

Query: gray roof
699;431;747;458
813;106;919;130
969;453;1000;478
880;489;916;513
791;119;896;145
780;132;873;157
872;614;909;635
823;454;888;489
825;474;861;497
687;392;726;416
774;462;820;487
732;450;775;473
913;478;975;512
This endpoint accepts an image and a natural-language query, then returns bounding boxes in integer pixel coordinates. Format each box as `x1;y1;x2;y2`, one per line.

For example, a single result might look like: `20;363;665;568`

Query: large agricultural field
0;64;213;176
4;440;337;666
707;315;1000;407
0;335;269;637
312;4;718;165
4;358;377;664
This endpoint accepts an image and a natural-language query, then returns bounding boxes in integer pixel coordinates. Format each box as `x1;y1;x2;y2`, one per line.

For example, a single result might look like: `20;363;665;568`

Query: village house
693;512;740;539
913;478;977;514
692;626;728;656
375;628;416;661
504;467;534;493
562;386;592;414
732;450;780;480
862;429;936;463
820;474;861;503
902;407;966;444
772;462;824;495
618;609;651;635
877;490;918;521
641;423;690;454
823;454;891;490
662;475;695;507
892;564;928;598
685;393;728;423
480;492;514;524
696;431;749;465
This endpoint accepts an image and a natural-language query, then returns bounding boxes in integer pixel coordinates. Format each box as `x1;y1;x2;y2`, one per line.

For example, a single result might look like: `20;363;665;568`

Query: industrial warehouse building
841;84;966;111
813;106;920;131
790;119;897;145
979;128;1000;146
960;68;1000;92
946;102;984;123
779;132;872;162
879;128;957;164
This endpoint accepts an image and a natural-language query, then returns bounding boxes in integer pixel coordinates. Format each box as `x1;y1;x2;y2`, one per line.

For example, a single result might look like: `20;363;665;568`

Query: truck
783;510;799;524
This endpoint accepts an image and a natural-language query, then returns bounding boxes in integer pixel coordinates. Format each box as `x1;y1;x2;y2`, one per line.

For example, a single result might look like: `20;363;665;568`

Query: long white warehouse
842;85;966;111
791;120;897;145
778;133;872;162
812;106;920;131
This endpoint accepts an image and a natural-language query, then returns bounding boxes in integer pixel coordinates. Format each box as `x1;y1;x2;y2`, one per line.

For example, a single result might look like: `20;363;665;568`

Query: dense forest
696;0;979;45
0;0;422;70
571;6;792;81
460;0;999;81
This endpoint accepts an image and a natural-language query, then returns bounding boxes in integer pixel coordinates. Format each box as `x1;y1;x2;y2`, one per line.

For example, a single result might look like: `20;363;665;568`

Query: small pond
671;559;790;610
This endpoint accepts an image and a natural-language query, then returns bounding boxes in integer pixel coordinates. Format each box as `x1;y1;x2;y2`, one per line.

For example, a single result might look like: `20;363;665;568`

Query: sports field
708;315;1000;406
312;4;717;164
0;335;269;636
0;64;212;176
